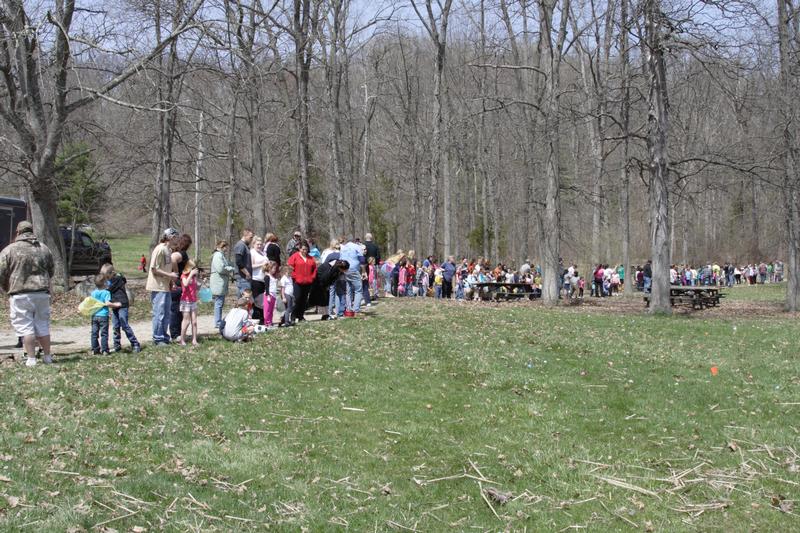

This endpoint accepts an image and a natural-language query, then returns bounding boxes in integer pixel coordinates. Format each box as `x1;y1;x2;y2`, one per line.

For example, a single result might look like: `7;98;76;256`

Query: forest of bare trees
0;0;799;311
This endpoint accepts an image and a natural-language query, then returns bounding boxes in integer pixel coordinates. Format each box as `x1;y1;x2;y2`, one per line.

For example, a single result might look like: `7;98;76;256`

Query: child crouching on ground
101;263;141;353
90;274;121;355
222;296;267;341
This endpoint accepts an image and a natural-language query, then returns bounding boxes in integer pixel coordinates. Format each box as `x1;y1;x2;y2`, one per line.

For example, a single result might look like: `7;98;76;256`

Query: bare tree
411;0;453;258
537;0;571;305
0;0;202;286
644;0;671;313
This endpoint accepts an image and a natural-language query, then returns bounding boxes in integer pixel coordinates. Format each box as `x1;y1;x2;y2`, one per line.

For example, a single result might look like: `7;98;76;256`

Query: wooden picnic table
470;282;541;301
644;285;725;310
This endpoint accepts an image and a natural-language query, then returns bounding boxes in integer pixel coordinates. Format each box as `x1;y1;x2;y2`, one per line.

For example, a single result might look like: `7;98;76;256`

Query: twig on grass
111;490;152;506
414;472;499;485
599;500;638;529
386;519;418;531
93;510;139;528
342;407;365;412
478;481;501;520
594;475;661;499
224;515;255;522
46;469;80;476
468;459;486;480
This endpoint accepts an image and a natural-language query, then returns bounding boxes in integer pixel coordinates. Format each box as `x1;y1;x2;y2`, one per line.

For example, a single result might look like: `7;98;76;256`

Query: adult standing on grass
264;233;282;266
250;236;268;324
339;237;365;313
286;231;302;257
210;240;235;331
233;229;254;297
169;234;192;340
442;256;456;299
0;221;55;366
147;228;179;346
287;241;316;322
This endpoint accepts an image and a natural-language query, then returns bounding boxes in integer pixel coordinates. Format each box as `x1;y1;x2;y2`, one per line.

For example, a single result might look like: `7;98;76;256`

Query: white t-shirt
280;275;294;297
268;274;278;297
223;308;249;341
251;249;267;282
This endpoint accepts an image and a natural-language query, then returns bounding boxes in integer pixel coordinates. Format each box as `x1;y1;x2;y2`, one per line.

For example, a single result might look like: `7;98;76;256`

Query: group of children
89;260;205;353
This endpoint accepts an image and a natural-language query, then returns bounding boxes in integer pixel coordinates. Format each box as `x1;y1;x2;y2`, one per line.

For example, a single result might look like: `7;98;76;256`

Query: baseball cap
163;228;179;239
16;221;33;234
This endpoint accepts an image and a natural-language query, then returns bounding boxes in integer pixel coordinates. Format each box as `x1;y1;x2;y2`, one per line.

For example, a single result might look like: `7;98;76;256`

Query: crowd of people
144;228;386;343
0;217;789;364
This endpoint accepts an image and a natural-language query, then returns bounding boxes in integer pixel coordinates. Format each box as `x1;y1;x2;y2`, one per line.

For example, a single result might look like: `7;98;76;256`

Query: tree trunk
537;0;569;305
645;0;672;314
194;111;204;261
777;0;800;310
294;0;313;235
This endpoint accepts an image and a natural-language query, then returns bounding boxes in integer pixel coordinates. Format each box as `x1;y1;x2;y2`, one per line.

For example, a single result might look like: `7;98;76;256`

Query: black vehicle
0;197;28;251
61;227;113;275
0;197;112;276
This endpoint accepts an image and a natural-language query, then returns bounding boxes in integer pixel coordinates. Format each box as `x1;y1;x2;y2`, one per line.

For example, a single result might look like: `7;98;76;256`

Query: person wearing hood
0;221;55;366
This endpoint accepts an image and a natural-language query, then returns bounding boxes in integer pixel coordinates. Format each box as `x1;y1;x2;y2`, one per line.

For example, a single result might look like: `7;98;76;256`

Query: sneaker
366;303;372;307
102;351;111;356
114;347;122;353
92;350;101;355
42;354;53;364
132;345;142;353
25;357;37;367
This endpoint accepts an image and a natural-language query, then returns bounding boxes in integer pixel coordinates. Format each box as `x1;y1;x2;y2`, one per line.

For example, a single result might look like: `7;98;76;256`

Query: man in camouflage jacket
0;221;55;366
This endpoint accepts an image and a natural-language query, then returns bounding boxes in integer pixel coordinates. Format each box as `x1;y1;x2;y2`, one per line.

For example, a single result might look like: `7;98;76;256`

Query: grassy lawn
106;235;152;280
0;299;798;531
106;235;210;281
725;282;786;302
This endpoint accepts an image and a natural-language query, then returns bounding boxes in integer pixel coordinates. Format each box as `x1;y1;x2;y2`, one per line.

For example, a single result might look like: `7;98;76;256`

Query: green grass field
0;298;797;531
106;235;210;281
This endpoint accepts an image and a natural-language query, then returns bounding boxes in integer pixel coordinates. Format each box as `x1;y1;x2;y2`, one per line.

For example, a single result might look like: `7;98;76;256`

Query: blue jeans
362;279;371;305
91;315;109;353
236;278;251;298
213;294;226;330
383;270;392;295
345;270;362;312
644;276;652;293
112;307;139;350
151;291;171;344
327;284;345;316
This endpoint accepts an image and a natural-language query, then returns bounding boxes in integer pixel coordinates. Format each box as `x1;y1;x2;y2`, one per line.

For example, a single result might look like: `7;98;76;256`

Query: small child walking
139;254;147;272
101;264;141;353
179;260;200;346
264;263;279;326
90;274;119;355
279;265;294;327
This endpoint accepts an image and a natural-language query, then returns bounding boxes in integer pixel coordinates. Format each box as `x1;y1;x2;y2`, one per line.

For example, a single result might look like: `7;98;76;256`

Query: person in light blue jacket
210;240;235;330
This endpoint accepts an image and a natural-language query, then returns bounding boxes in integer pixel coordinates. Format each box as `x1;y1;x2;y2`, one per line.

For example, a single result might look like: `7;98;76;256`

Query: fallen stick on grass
593;475;661;499
478;481;501;520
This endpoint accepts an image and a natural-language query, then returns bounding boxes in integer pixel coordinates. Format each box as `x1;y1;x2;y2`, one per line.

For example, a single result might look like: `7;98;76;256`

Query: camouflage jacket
0;233;55;295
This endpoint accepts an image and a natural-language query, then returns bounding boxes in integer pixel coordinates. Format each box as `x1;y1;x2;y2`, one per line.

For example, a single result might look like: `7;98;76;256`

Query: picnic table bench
470;282;541;301
643;285;725;310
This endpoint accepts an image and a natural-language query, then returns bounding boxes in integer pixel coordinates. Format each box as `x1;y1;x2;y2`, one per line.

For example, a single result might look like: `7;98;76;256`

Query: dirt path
0;308;323;356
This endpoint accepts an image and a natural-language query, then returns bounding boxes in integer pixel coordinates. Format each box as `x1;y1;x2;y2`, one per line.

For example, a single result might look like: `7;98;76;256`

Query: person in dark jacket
101;264;141;353
308;259;349;318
